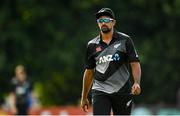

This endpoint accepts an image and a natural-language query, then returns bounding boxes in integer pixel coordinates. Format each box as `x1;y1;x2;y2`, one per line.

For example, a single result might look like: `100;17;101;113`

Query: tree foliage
0;0;179;106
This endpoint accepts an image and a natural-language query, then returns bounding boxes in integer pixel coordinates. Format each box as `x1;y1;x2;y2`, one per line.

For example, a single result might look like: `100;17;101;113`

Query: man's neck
101;29;114;44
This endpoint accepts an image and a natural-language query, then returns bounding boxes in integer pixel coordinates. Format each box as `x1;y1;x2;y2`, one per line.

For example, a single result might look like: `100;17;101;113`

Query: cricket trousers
92;89;133;115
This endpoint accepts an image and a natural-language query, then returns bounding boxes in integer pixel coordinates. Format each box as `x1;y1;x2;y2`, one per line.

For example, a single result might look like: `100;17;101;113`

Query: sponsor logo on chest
97;53;120;64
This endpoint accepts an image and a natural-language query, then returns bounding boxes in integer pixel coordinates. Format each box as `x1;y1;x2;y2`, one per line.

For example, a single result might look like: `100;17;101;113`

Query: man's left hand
131;83;141;95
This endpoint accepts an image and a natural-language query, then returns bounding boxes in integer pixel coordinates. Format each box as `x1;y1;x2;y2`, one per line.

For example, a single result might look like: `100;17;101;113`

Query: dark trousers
92;90;133;115
16;104;28;115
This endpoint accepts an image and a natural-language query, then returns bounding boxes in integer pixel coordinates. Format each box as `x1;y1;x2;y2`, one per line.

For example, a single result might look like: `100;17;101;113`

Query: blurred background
0;0;180;115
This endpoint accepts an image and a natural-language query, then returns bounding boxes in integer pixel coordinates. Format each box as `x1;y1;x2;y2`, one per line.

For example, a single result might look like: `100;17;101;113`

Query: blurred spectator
9;65;34;115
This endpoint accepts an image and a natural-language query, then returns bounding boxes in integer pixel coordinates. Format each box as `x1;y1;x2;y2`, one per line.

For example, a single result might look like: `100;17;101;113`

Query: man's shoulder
116;31;130;39
87;35;100;46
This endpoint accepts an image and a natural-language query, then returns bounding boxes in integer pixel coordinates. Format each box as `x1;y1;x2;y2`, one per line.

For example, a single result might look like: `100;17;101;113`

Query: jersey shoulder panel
87;35;100;46
117;32;130;39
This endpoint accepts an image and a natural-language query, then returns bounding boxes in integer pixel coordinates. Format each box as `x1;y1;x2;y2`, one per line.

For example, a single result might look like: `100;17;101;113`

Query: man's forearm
81;69;94;99
131;62;141;84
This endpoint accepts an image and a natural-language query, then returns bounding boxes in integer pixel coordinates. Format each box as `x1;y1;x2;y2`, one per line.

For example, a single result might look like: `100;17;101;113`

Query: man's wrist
81;94;88;99
134;81;140;85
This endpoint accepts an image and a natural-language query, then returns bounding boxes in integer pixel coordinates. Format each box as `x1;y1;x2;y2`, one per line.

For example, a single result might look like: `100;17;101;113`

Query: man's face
97;16;116;33
16;69;26;82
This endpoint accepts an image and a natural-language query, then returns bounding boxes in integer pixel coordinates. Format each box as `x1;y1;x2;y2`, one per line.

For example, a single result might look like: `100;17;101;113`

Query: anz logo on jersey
97;53;120;64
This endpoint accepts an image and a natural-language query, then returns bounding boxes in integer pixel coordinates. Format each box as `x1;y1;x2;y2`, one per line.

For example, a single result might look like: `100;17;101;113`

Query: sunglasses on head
97;18;114;23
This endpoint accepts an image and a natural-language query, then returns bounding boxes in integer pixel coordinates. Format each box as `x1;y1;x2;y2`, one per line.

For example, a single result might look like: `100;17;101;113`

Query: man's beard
101;26;111;33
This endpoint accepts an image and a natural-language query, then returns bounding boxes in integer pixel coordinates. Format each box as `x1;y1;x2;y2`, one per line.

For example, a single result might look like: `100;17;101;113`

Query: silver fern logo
126;99;132;107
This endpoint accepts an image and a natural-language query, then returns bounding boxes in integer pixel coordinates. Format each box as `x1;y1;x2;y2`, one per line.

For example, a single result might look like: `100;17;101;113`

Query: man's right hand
80;98;89;112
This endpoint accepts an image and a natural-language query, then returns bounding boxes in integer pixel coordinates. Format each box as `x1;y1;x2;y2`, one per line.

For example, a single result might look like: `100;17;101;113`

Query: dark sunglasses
97;18;114;23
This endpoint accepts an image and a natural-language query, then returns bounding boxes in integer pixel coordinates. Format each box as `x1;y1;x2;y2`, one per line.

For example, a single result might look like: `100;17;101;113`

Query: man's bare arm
130;62;141;95
81;69;94;112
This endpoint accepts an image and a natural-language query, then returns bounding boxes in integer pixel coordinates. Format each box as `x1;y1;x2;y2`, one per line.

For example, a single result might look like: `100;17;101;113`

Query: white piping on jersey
114;43;121;48
88;36;100;45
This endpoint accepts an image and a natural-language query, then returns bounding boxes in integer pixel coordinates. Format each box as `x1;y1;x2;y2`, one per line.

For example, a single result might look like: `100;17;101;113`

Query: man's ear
113;20;116;26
